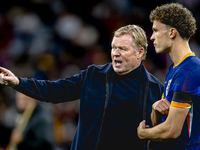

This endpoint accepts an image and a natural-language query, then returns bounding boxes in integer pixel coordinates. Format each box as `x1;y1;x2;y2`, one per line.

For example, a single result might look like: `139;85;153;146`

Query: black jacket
14;62;164;150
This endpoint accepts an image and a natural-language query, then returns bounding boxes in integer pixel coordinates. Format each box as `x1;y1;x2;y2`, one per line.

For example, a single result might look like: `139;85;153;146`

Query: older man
0;25;163;150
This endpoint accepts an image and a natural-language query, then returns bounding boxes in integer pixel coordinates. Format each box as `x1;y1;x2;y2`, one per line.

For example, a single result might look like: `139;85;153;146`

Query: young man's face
150;21;172;54
111;34;143;75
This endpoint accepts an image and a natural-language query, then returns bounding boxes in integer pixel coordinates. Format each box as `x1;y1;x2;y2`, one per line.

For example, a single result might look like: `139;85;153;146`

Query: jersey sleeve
170;69;198;109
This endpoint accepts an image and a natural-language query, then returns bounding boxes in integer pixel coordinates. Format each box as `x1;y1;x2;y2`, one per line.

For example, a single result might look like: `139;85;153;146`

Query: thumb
140;120;146;126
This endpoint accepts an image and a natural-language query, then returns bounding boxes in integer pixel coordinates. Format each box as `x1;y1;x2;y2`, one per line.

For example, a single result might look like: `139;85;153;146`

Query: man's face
150;21;172;54
111;34;143;75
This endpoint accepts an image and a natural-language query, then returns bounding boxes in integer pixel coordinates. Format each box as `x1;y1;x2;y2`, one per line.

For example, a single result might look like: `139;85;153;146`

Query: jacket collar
99;62;158;84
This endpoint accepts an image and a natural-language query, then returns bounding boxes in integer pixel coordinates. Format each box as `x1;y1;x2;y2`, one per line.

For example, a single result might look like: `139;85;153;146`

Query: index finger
0;67;8;73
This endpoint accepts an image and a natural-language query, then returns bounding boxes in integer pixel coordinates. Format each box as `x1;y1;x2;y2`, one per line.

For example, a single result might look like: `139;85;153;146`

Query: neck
169;39;192;66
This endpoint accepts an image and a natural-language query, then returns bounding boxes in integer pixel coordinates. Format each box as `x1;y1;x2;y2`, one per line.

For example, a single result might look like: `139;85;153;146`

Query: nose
112;48;120;56
150;33;155;41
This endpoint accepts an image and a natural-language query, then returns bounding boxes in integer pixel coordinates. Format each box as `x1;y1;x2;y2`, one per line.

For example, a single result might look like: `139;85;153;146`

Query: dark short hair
150;3;197;39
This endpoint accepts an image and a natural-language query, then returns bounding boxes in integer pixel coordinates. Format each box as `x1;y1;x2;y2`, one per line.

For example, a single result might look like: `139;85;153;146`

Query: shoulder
86;63;113;73
184;56;200;68
71;63;112;79
178;56;200;79
149;72;164;90
142;65;163;87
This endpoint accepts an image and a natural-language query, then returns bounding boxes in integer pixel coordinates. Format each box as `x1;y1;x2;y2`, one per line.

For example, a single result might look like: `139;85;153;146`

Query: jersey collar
173;52;195;68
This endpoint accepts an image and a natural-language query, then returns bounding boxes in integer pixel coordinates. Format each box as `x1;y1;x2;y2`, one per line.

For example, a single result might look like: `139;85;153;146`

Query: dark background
0;0;200;149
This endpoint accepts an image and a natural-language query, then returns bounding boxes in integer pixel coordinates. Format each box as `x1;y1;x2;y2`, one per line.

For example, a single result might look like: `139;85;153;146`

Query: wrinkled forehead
111;34;134;46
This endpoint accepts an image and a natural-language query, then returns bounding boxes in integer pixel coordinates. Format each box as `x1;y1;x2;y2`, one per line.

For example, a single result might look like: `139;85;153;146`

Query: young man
0;25;163;150
137;3;200;150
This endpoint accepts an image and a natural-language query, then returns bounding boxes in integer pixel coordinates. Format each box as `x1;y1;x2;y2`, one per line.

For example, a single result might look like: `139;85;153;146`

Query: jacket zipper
142;82;150;150
143;83;150;120
96;73;110;150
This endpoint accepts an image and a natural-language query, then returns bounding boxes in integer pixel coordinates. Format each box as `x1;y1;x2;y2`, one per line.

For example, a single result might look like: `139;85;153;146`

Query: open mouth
115;60;122;65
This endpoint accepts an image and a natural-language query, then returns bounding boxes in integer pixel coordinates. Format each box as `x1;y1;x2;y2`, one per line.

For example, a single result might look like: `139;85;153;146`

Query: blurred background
0;0;200;149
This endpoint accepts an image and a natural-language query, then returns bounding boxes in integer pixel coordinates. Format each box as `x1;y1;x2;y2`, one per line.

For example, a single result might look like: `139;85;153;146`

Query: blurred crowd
1;0;200;149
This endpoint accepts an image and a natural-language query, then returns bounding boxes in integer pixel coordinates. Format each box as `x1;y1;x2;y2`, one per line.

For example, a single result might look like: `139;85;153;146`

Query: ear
169;28;177;39
137;47;144;59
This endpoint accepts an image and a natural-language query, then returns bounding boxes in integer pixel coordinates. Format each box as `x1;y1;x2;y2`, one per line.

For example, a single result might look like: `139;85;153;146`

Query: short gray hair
114;25;148;60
